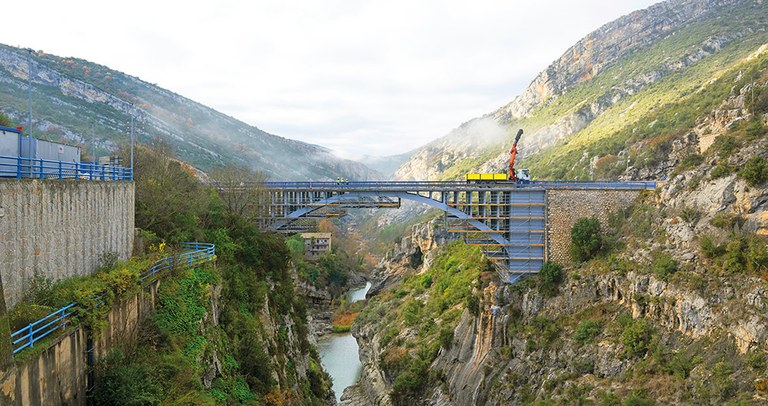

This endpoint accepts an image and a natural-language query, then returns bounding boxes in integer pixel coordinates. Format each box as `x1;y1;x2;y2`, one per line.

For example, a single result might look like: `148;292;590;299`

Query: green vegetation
10;254;151;336
0;111;13;127
86;145;332;404
422;7;768;183
698;233;768;275
622;319;653;358
356;240;492;406
570;217;603;262
710;163;732;180
574;320;602;344
651;254;678;282
739;156;768;186
538;261;564;296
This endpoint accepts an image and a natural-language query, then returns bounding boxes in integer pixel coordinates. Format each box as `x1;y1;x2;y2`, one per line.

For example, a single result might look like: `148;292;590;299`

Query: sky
5;0;659;159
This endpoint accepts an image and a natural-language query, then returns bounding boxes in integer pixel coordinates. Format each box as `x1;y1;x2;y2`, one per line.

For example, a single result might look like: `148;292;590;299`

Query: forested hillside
0;44;378;181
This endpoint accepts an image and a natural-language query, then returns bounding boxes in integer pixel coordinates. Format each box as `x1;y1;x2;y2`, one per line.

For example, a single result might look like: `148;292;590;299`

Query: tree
131;140;207;241
0;112;13;127
538;261;564;296
570;217;603;262
211;164;268;221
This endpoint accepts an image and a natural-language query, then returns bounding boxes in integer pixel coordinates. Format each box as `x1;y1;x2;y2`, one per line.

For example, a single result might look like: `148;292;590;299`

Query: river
317;281;371;403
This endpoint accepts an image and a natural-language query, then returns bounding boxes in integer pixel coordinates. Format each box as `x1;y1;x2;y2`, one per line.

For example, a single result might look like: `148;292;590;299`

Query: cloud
6;0;659;157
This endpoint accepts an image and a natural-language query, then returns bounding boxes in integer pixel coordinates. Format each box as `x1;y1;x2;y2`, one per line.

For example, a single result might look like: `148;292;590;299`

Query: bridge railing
0;155;132;181
261;180;656;190
10;242;215;354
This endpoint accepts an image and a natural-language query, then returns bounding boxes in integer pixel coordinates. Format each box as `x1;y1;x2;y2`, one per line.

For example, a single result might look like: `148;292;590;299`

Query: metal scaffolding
237;180;654;282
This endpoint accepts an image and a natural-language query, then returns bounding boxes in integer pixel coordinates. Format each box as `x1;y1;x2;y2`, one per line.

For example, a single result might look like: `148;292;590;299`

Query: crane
508;129;530;182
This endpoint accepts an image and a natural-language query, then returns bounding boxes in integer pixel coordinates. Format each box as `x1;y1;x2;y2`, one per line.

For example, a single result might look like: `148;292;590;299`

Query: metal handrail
0;155;132;181
10;242;215;354
257;180;657;190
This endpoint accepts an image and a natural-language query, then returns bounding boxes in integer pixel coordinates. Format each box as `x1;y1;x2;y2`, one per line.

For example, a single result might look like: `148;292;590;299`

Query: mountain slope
395;0;768;181
0;44;379;181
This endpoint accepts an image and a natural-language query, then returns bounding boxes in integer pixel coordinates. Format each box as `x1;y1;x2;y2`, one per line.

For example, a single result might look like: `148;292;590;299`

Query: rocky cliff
350;177;767;404
394;0;768;182
351;83;768;402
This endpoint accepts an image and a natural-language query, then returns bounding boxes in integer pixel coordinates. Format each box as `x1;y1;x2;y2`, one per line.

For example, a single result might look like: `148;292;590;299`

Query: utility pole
130;112;135;178
92;121;96;163
25;51;33;177
27;51;32;139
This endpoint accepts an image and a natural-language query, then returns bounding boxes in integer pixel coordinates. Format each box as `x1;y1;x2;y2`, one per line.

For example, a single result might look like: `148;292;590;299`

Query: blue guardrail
0;155;132;181
10;242;215;354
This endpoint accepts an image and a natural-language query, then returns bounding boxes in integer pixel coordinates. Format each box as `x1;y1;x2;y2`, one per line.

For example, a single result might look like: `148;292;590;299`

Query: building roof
300;232;332;239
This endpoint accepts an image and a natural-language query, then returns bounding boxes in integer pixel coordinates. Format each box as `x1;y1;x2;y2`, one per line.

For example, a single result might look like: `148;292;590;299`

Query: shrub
570;217;603;262
723;238;748;273
710;163;732;180
538;262;564;296
711;212;741;230
90;351;162;406
438;327;454;350
465;293;480;317
747;352;765;370
746;87;768;115
710;135;738;158
678;206;700;224
401;300;422;327
699;235;726;258
623;390;656;406
574;320;602;344
745;118;766;139
678;153;705;170
652;254;678;282
391;358;430;405
529;316;560;346
739;156;768;186
9;303;57;331
622;319;653;357
24;271;54;305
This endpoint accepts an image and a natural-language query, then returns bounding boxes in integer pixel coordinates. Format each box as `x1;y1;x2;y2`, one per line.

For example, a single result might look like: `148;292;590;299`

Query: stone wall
0;180;134;308
547;189;642;264
0;278;161;406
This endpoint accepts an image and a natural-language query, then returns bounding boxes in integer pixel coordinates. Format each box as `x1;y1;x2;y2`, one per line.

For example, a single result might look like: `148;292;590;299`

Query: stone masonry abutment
547;189;643;264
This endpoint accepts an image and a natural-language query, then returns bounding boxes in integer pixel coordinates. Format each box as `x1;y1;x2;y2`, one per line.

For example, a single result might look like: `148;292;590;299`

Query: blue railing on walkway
10;242;215;354
139;242;216;280
0;155;132;181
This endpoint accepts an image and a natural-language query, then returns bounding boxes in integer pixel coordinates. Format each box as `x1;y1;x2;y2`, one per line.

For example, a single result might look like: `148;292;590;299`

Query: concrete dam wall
0;180;135;308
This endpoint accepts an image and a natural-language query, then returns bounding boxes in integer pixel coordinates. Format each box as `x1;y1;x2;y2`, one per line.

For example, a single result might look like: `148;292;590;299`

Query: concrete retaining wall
547;190;642;264
0;180;134;308
0;279;161;406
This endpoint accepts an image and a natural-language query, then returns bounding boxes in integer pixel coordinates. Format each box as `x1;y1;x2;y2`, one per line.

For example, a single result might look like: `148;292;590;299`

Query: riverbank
318;282;371;403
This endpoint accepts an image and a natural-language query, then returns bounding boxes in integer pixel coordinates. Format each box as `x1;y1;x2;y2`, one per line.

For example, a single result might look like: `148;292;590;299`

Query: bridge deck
250;180;655;283
263;180;656;191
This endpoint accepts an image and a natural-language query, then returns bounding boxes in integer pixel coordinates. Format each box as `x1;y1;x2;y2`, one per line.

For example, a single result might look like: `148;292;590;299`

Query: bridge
254;180;656;282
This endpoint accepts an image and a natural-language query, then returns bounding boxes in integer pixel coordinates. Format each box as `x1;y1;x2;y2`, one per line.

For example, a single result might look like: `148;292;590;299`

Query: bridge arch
272;190;509;245
259;182;548;282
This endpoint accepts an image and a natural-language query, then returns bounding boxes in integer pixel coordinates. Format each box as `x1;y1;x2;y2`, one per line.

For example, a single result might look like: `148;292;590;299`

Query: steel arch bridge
254;180;655;283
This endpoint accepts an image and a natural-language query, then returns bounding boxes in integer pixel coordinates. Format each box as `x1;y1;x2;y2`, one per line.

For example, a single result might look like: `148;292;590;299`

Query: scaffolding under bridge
244;180;655;283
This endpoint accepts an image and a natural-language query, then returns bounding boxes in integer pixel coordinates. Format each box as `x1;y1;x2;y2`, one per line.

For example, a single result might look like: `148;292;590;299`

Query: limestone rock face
394;0;754;183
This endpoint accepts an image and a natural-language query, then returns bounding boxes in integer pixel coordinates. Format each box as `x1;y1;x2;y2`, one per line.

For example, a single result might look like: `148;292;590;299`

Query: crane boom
509;129;523;180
